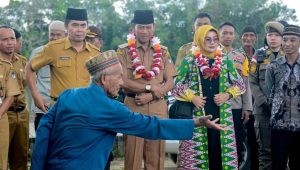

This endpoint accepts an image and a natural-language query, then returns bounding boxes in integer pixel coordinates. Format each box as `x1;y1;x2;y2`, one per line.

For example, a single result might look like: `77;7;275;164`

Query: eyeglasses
205;37;219;44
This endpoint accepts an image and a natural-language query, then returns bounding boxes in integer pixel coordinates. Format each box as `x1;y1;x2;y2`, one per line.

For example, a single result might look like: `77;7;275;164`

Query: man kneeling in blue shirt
31;50;226;170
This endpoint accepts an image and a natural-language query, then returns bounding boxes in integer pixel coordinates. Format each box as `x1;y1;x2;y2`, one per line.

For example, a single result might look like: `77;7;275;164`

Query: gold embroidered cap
85;50;120;75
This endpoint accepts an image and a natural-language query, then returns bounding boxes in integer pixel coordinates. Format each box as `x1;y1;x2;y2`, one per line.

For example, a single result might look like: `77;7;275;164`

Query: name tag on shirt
59;56;70;60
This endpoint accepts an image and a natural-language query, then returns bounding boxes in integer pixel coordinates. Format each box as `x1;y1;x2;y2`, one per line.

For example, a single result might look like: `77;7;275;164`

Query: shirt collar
277;56;287;64
277;54;300;65
64;37;92;52
135;40;152;51
296;54;300;65
0;52;20;64
89;83;105;94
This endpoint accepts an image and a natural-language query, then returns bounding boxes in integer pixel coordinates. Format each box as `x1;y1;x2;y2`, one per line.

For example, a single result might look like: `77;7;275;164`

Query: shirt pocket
258;64;267;80
57;58;72;68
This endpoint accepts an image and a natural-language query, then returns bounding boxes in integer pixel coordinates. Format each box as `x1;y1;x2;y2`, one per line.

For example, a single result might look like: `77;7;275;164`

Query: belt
8;106;25;112
51;97;57;101
126;93;137;98
126;93;164;100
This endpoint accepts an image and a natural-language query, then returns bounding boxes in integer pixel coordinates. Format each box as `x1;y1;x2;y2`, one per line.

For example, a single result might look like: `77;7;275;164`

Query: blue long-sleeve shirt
31;83;194;170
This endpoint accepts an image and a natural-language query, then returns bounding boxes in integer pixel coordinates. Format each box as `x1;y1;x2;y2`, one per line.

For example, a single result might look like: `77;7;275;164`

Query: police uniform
175;42;193;68
0;57;21;170
3;53;28;170
30;37;100;99
117;41;176;170
227;49;253;167
249;48;284;169
249;21;284;170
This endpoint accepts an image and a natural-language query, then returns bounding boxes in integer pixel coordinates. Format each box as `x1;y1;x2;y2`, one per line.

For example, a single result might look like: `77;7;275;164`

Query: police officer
236;25;260;170
117;10;176;170
0;25;28;170
26;8;100;112
175;12;212;68
86;25;103;50
29;20;66;130
0;25;21;170
219;22;253;168
249;21;284;170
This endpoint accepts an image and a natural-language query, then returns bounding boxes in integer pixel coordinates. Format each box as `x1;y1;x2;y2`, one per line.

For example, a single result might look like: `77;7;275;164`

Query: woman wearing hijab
173;25;246;169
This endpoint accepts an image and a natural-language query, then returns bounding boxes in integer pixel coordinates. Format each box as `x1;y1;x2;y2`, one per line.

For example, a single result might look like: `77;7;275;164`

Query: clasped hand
192;93;230;108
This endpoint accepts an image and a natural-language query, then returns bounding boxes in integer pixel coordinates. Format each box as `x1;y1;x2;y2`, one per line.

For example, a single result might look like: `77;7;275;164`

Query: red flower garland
127;33;163;81
192;45;222;79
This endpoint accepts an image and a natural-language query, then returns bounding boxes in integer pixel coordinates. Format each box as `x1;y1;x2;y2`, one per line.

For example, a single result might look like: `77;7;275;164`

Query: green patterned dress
173;53;245;170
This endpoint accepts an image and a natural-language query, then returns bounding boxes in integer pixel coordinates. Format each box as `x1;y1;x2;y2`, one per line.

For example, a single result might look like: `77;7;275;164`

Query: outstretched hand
194;115;227;131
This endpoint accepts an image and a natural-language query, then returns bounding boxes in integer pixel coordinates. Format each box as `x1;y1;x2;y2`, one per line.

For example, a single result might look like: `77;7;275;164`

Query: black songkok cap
13;29;21;39
132;10;154;24
241;26;257;36
65;8;88;21
283;25;300;37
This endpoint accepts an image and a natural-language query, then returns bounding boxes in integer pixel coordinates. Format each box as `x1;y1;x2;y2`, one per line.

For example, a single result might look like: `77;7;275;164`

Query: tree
203;0;297;48
0;0;297;58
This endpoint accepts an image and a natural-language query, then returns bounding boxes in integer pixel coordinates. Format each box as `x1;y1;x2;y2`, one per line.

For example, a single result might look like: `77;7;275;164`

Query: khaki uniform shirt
117;42;176;117
0;58;21;103
175;42;193;68
30;37;100;98
228;50;253;112
0;53;26;107
249;48;284;115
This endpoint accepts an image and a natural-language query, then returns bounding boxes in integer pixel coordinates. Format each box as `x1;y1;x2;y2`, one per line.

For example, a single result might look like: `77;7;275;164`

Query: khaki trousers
0;113;9;170
124;135;165;170
7;109;29;170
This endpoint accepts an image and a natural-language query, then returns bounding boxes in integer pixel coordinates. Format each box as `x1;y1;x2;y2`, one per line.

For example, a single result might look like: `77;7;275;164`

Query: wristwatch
145;84;152;92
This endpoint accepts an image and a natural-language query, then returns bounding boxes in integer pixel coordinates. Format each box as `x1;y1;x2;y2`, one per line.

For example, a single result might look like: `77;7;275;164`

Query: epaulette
118;43;128;49
179;42;193;49
182;42;193;47
87;43;100;51
231;50;244;57
15;53;27;62
47;38;65;46
160;45;168;50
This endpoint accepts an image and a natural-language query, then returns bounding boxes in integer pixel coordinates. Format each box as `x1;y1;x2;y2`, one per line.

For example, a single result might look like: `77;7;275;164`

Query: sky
0;0;299;24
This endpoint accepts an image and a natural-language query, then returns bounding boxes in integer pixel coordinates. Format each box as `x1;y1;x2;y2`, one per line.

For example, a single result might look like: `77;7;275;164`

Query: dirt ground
110;156;177;170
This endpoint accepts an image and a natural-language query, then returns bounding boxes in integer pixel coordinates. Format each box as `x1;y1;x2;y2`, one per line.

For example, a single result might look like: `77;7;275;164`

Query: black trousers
232;109;247;167
271;129;300;170
246;114;259;170
34;113;44;130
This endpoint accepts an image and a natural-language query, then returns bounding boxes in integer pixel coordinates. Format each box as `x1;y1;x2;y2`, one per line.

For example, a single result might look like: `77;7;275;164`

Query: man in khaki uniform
26;8;100;112
0;25;21;170
249;21;284;170
219;22;253;168
86;25;103;50
0;26;28;170
175;12;212;68
117;10;176;170
235;25;260;170
29;20;66;130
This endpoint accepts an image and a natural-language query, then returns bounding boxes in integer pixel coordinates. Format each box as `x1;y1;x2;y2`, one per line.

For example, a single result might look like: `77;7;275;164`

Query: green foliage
0;0;297;60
